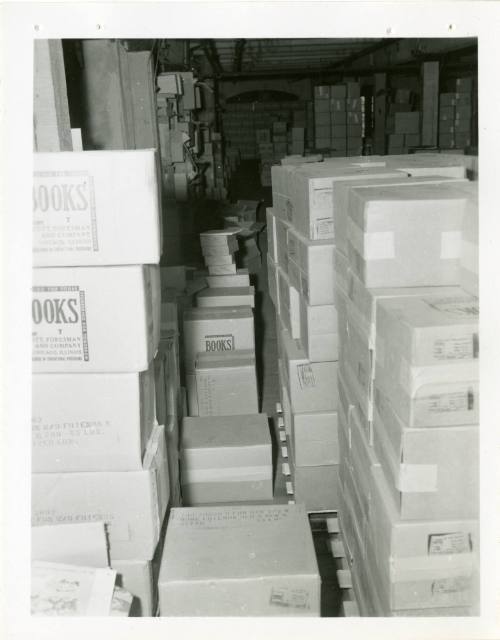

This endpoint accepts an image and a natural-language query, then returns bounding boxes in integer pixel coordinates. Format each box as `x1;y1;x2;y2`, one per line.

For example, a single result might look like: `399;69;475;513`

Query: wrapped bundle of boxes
332;160;479;615
439;77;474;151
314;82;363;156
31;149;173;616
386;88;421;154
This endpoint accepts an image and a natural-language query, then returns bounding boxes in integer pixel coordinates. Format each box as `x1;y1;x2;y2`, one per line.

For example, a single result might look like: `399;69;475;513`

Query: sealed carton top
378;294;479;331
197;286;255;299
200;228;240;238
182;413;270;450
159;504;319;581
195;349;255;371
184;307;253;321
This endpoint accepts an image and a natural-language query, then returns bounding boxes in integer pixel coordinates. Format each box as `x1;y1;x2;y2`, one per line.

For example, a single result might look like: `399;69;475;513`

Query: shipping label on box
32;424;169;562
183;307;255;373
33;150;161;267
347;182;468;288
32;366;155;472
32;265;156;373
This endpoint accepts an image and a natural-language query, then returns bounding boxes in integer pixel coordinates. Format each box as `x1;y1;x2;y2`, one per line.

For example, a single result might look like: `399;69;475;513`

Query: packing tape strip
390;552;478;584
440;230;462;260
347;218;395;260
183;465;271;483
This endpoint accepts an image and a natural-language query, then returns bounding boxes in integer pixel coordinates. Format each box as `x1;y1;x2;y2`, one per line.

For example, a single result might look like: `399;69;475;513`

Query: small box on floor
158;504;320;616
183;307;255;373
32;367;155;472
32;265;158;373
194;350;259;417
180;414;272;505
32;424;169;562
196;286;255;308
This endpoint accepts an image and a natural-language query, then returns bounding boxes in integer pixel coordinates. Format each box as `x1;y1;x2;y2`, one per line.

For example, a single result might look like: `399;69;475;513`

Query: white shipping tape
397;463;438;493
347;218;395;260
441;231;462;260
389;552;477;584
183;465;271;483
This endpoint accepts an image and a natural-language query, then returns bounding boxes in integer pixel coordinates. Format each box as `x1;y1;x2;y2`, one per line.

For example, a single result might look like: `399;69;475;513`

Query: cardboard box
32;366;155;472
314;99;331;113
286;227;335;305
298;297;338;362
292;410;339;466
267;255;280;310
180;414;272;505
206;269;250;289
112;559;155;616
404;133;421;147
373;388;478;520
315;112;331;127
394;112;420;134
33;150;161;267
278;266;301;339
275;215;291;272
158;504;320;616
439;105;455;121
32;424;169;562
201;236;238;257
196;286;255;309
330;99;346;112
293;464;341;512
203;253;235;267
183;307;255;373
374;293;479;428
346;98;361;111
200;229;239;247
314;125;331;139
256;129;271;144
347;111;361;125
459;183;478;296
194;350;258;417
347;182;468;288
279;326;339;413
315;85;330;99
367;465;479;611
31;522;109;568
208;263;237;275
314;137;331;149
32;265;157;373
332;123;347;137
346;82;360;99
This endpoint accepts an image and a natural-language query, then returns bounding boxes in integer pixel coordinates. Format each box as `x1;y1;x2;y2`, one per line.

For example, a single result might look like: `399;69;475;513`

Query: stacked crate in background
180;230;274;506
439;77;474;151
257;124;306;186
333;161;479;616
346;82;363;156
386;89;421;154
314;83;362;156
31;149;172;616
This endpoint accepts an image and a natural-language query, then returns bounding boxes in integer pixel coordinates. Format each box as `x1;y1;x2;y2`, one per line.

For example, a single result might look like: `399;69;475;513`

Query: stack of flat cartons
386;88;421;153
158;504;321;616
334;166;479;616
439;77;474;150
31;150;170;616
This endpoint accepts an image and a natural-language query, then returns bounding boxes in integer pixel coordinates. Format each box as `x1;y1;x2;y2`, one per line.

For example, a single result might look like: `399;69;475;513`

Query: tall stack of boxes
31;149;170;616
314;82;362;156
346;82;363;156
439;77;474;151
180;230;273;506
333;164;479;616
386;89;421;154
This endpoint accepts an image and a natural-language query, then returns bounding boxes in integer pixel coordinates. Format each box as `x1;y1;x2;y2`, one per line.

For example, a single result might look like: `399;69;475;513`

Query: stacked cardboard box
314;83;362;156
31;150;170;616
386;88;421;153
346;82;363;156
439;77;474;150
333;161;479;616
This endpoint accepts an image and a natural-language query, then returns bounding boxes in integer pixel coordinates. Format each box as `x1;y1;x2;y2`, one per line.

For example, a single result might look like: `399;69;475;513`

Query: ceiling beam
202;39;223;75
326;38;401;70
233;39;246;72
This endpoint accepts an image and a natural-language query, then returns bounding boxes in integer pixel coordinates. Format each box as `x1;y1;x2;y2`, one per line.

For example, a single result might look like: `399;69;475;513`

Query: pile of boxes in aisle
257;122;305;186
439;77;474;151
314;83;363;156
31;149;175;616
179;229;274;506
386;88;421;153
269;152;479;616
332;160;479;615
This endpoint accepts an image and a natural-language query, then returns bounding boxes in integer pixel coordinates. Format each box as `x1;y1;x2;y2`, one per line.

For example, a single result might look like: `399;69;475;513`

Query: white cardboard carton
33;150;161;267
196;286;255;309
299;297;339;362
386;153;468;178
194;350;259;417
205;269;250;288
457;182;478;296
279;326;339;413
293;464;341;512
373;389;478;519
111;559;155;617
347;183;468;287
32;265;156;373
208;263;237;275
32;366;155;472
32;424;169;562
292;410;339;467
203;254;235;267
183;307;255;373
158;504;320;616
287;227;335;305
375;293;479;427
181;414;272;505
200;228;240;246
278;266;301;339
31;522;109;568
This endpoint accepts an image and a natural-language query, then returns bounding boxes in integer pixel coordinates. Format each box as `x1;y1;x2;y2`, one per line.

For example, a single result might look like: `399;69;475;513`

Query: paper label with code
297;364;316;389
431;575;471;595
269;587;310;609
419;389;475;414
433;335;478;361
428;532;472;555
313;218;334;239
424;297;479;318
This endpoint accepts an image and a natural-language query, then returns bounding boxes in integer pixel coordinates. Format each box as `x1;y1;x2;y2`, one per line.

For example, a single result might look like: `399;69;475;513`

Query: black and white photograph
2;1;499;639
